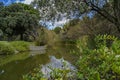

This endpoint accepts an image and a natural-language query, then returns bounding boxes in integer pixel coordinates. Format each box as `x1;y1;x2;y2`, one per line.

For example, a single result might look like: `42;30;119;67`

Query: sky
40;18;70;29
0;0;33;5
23;0;33;4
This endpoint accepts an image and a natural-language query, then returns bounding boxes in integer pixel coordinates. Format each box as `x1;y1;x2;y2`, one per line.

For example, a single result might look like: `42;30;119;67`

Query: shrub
23;67;45;80
76;35;120;80
0;41;15;55
34;28;47;46
34;28;59;46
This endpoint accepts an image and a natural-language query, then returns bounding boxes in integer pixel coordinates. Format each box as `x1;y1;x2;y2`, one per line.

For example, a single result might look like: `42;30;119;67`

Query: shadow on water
0;44;78;80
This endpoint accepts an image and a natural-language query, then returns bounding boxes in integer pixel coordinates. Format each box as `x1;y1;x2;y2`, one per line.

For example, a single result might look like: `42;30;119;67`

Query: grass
0;41;31;55
10;41;30;52
0;41;15;55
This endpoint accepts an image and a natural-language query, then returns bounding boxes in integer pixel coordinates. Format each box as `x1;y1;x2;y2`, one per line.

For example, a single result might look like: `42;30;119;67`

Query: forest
0;0;120;80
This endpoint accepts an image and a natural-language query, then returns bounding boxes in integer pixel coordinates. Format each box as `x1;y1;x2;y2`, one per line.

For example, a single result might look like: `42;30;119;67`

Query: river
0;44;78;80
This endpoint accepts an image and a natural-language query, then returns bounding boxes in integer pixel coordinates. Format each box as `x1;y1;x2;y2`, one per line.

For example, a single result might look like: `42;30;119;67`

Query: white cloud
54;19;70;27
24;0;34;4
44;18;70;29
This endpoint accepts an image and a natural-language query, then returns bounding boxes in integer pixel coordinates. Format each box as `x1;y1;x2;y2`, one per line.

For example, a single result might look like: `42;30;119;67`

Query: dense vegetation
23;35;120;80
0;3;39;41
32;0;120;33
76;35;120;80
22;0;120;80
0;0;120;80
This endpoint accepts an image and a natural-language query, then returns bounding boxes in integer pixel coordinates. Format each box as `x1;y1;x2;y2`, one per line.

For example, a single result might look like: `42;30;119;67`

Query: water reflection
0;44;77;80
41;56;77;78
0;53;50;80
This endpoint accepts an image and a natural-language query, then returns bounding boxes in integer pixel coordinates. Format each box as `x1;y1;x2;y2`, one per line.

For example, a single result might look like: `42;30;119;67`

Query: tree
0;3;39;40
53;27;61;34
0;2;4;10
31;0;120;33
80;15;119;37
11;12;38;40
60;19;83;41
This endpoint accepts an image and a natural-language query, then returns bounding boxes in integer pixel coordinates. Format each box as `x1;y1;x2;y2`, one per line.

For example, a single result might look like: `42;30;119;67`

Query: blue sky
0;0;33;5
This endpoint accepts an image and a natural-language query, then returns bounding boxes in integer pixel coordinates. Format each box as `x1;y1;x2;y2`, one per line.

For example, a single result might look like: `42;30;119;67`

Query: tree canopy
0;3;40;40
31;0;120;32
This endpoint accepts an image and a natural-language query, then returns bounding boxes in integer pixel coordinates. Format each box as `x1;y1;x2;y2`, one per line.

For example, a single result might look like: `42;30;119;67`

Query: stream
0;44;77;80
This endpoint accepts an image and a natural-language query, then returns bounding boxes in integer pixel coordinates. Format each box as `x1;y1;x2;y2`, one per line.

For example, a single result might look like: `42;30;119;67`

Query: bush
76;35;120;80
34;28;59;46
34;28;47;46
0;41;15;55
10;41;30;52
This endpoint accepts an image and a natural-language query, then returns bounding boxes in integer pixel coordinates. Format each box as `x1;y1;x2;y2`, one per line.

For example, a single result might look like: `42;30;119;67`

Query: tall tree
31;0;120;33
0;3;39;40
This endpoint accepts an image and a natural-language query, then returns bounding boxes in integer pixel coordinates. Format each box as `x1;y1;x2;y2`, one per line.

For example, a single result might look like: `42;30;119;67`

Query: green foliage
60;16;116;43
44;29;60;46
32;0;120;34
0;41;15;54
34;28;47;46
94;34;117;48
76;35;120;80
0;3;39;41
10;41;30;52
34;28;59;46
0;2;3;10
48;62;76;80
75;36;89;55
0;41;30;55
23;61;76;80
60;19;82;42
23;66;45;80
23;35;120;80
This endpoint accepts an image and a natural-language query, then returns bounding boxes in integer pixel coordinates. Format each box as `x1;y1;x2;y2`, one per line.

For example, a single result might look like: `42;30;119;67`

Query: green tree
31;0;120;33
0;2;4;10
80;14;119;37
0;3;39;40
61;19;82;41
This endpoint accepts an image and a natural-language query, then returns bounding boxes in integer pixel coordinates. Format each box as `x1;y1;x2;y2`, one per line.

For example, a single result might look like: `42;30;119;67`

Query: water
0;44;77;80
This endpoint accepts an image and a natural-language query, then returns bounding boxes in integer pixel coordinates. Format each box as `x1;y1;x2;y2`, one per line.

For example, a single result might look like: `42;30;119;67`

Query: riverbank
0;41;30;55
0;44;77;80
